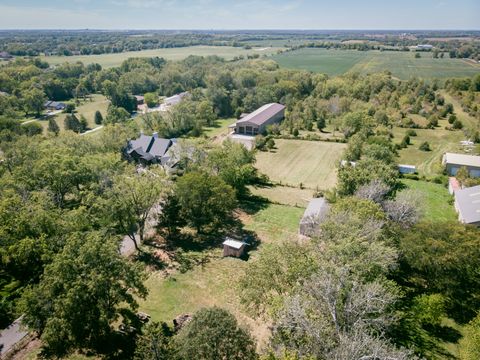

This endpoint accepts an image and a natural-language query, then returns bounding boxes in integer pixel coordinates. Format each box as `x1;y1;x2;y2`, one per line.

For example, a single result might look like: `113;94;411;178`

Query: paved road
0;316;28;357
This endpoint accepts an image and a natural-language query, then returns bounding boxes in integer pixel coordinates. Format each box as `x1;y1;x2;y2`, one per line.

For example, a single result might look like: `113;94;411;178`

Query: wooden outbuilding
222;238;247;258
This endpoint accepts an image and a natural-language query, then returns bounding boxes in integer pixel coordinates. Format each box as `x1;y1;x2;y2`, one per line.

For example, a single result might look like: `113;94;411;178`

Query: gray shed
222;238;247;258
299;198;330;236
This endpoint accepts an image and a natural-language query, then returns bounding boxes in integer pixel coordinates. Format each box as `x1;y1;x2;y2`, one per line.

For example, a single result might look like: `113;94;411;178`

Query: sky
0;0;478;30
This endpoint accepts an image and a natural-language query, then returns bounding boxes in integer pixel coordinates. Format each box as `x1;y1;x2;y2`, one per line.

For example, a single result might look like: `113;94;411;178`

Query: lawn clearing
30;94;109;134
42;46;284;68
272;48;480;79
255;139;346;189
400;179;456;222
138;202;303;350
393;123;464;177
248;185;313;207
202;118;235;138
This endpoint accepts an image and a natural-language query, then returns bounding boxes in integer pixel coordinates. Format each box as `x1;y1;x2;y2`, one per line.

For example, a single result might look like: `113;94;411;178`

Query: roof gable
237;103;285;126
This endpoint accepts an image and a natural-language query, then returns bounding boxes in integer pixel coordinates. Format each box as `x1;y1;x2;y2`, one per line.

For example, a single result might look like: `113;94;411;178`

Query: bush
94;110;103;125
406;129;417;137
448;114;457;124
22;122;43;136
452;119;463;129
419;141;431;151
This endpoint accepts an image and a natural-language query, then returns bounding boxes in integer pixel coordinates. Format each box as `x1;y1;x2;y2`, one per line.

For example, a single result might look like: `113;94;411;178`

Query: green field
42;46;284;68
400;179;456;222
255;139;346;189
272;49;480;79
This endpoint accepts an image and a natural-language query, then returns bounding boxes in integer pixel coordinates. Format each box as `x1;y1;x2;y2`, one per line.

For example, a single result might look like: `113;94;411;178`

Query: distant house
299;198;330;236
0;51;12;59
44;101;66;111
442;153;480;177
454;185;480;226
398;164;416;174
164;92;189;107
222;238;247;258
231;103;285;136
125;132;174;165
134;95;145;105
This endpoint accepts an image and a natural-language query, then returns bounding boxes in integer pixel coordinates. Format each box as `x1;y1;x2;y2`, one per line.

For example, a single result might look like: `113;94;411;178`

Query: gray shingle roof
127;134;172;161
455;185;480;224
237;103;285;126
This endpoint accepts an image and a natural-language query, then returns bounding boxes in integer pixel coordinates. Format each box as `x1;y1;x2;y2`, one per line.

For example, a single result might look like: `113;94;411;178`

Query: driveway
0;316;28;357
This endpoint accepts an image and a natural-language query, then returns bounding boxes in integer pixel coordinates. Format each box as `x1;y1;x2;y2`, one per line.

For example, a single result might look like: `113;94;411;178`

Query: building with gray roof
454;185;480;226
299;197;330;236
443;152;480;177
232;103;285;136
125;132;173;165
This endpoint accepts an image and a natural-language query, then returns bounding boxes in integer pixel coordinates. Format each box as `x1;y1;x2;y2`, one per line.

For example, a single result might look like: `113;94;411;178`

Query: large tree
175;172;236;234
175;307;258;360
106;171;166;250
20;232;147;357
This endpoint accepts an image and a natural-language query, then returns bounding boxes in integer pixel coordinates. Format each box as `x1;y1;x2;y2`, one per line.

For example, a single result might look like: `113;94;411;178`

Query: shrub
452;119;463;129
419;141;431;151
406;129;417;137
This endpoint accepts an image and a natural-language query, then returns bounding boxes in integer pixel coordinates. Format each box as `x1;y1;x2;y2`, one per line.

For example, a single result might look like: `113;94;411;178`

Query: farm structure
299;198;330;236
222;238;247;258
443;152;480;177
230;103;285;136
454;185;480;226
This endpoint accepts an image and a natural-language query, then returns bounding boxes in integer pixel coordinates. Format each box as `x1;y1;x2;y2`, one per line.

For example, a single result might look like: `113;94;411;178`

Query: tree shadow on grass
238;193;270;215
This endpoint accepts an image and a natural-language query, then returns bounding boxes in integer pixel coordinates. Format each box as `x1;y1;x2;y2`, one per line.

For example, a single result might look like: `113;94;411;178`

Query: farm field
400;179;456;222
255;139;346;189
272;48;480;79
41;46;284;68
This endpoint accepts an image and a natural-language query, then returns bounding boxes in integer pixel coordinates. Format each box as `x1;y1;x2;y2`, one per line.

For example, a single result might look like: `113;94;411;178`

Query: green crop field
255;139;346;189
272;48;480;79
42;46;284;68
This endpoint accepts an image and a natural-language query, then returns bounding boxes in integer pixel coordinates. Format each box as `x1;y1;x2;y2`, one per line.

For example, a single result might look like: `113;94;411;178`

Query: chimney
152;132;159;138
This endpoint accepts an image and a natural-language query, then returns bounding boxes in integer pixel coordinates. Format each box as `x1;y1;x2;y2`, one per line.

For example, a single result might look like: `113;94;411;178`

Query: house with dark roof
125;132;175;165
44;101;66;111
231;103;285;136
454;185;480;226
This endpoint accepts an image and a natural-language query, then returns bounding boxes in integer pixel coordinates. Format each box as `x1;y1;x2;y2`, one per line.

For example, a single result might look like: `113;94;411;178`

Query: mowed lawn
255;139;346;189
400;179;456;222
42;46;284;68
138;203;304;349
272;48;480;79
393;122;464;176
30;94;109;134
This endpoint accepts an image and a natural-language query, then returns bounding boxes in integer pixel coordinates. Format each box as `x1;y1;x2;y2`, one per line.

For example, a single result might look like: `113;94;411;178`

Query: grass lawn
272;49;480;79
248;185;313;207
400;179;456;222
29;94;109;134
202;118;235;138
42;46;284;68
138;202;304;349
255;139;346;189
393;122;464;177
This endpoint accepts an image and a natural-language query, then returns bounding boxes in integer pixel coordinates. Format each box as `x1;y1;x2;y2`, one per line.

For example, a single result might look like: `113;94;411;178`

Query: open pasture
255;139;346;189
42;46;284;68
272;48;480;79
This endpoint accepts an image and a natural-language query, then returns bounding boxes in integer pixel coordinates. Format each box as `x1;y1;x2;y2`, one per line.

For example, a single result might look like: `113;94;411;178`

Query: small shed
398;164;416;174
222;238;247;258
299;198;330;236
